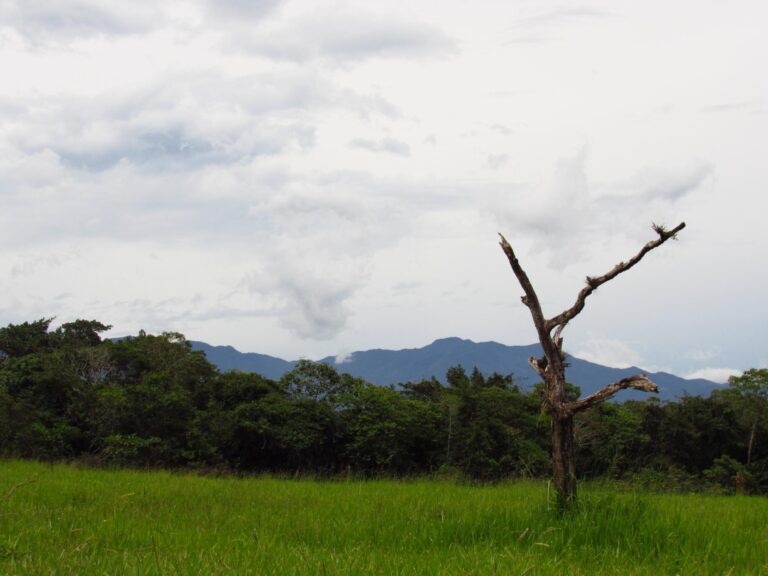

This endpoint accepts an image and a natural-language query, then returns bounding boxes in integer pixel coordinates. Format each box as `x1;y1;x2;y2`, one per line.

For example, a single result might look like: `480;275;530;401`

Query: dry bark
499;222;685;508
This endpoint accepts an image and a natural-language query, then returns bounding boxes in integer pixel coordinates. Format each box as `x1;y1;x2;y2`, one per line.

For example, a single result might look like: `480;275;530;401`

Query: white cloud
204;0;281;22
506;6;609;44
349;137;410;156
0;0;167;41
516;7;609;28
335;351;354;364
489;150;709;268
4;72;326;173
571;337;643;369
601;162;714;203
235;4;456;63
10;251;78;277
685;368;741;384
685;348;721;363
232;169;421;341
489;148;593;267
639;164;713;202
247;258;364;340
487;153;509;169
1;0;766;374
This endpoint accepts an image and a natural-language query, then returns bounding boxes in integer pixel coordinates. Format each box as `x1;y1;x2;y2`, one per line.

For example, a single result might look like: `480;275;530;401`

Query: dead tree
499;222;685;509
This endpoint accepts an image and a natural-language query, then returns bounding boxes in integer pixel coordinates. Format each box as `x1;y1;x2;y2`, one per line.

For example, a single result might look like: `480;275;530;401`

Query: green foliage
281;359;352;403
0;318;55;359
727;368;768;399
657;395;741;473
576;402;648;478
1;317;767;492
342;384;445;475
703;455;750;492
451;371;546;480
54;319;112;348
400;377;443;403
100;434;162;465
721;368;768;467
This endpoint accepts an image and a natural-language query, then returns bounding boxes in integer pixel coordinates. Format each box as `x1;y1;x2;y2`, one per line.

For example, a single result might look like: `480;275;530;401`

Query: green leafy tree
192;371;284;468
342;382;444;475
657;394;740;474
54;319;112;348
0;318;55;359
400;377;444;403
723;369;768;467
452;369;546;480
100;332;217;464
0;319;85;457
575;402;648;478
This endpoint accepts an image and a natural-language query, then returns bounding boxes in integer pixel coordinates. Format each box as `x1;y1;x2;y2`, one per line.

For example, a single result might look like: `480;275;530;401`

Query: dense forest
1;319;766;494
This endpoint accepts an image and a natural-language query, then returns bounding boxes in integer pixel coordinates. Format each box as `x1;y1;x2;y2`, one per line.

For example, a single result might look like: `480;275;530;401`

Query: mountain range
190;337;721;402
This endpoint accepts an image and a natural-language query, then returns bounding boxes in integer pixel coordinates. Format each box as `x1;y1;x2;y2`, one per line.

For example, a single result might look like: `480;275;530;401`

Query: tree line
1;318;766;493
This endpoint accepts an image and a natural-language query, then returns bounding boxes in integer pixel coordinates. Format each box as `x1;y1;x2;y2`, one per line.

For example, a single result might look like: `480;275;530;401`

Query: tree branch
546;222;685;334
528;356;546;378
564;375;659;416
499;234;560;365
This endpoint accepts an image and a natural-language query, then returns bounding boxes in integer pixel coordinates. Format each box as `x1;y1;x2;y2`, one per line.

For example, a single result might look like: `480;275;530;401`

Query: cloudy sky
1;0;766;383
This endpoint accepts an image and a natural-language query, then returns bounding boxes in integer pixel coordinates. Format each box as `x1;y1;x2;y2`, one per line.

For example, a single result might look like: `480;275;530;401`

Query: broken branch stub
564;375;659;416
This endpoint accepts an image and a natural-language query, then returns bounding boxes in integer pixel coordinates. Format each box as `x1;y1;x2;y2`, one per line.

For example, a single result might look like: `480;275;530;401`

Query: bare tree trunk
499;222;685;510
446;403;453;463
747;417;757;467
545;368;577;509
552;411;577;508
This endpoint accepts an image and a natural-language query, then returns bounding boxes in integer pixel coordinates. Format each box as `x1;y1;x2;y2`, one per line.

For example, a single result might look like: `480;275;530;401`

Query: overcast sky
2;0;766;383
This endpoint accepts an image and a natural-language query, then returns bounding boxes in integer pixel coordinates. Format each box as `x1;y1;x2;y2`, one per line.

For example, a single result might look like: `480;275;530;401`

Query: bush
100;434;162;466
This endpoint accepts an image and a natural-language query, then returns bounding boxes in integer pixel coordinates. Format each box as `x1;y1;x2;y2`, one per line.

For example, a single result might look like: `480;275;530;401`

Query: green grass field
1;460;766;575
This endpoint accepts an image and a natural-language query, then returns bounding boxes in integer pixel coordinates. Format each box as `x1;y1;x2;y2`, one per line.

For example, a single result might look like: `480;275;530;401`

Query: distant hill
191;337;721;401
190;342;296;380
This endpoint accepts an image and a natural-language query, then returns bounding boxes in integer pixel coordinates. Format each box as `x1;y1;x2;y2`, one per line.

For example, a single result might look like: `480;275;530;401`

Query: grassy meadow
1;460;767;575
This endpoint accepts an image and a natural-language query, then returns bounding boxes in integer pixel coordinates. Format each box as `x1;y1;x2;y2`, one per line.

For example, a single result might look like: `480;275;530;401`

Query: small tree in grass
499;222;685;509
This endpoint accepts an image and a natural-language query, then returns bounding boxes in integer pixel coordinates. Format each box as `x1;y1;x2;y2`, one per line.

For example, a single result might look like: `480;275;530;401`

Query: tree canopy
0;318;765;494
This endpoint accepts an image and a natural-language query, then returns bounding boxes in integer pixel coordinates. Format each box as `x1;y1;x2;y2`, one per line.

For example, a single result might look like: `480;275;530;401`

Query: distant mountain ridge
190;337;721;401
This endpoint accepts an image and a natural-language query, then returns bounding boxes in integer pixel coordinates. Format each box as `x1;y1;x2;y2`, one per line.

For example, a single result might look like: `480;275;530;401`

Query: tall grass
1;460;766;574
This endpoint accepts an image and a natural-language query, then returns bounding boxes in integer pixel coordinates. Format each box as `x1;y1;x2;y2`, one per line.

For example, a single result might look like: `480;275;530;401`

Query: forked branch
547;222;686;338
564;375;659;416
499;234;560;362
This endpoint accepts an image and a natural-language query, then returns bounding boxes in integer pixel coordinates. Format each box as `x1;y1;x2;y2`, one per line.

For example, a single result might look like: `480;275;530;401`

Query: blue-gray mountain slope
190;343;296;380
191;337;720;401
